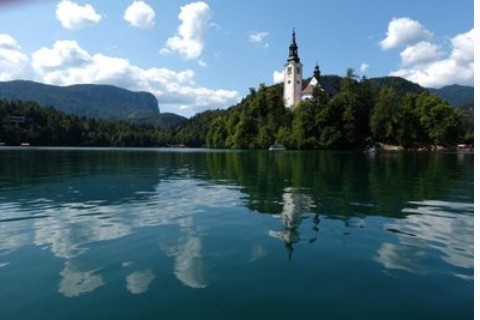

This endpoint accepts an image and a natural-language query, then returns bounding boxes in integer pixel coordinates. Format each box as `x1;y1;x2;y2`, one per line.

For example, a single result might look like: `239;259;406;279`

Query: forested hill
369;77;473;107
0;80;159;120
368;77;425;96
428;84;474;107
130;113;187;129
202;75;471;150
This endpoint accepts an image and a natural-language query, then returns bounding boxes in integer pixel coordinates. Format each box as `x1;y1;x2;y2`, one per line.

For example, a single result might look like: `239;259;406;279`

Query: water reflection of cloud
58;261;104;298
375;200;473;279
168;236;210;289
35;224;87;259
0;223;29;252
126;269;156;294
1;178;242;297
152;180;242;289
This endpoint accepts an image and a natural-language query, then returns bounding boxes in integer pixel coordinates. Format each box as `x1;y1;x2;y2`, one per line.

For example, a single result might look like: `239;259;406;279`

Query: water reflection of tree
206;151;471;217
205;151;473;257
3;149;469;217
0;150;212;205
0;149;473;282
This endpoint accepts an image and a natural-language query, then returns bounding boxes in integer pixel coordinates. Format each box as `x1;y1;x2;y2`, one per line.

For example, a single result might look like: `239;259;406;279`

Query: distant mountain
368;76;426;96
428;84;474;107
0;80;159;120
368;77;474;107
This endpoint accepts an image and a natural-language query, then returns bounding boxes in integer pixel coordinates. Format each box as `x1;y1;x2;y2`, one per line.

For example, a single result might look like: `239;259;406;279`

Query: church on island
283;30;336;108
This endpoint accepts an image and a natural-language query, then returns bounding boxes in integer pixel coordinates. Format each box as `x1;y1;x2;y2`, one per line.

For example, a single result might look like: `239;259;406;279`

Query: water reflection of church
268;187;318;259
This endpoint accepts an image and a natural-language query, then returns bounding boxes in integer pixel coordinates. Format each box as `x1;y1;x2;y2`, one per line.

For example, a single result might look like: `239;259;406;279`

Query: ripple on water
376;199;473;279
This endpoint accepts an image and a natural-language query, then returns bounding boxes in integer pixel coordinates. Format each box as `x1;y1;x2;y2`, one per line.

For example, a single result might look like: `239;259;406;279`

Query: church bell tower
283;30;303;109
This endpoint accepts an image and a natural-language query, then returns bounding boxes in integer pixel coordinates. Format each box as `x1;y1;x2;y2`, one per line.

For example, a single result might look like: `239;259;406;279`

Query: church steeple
313;62;321;81
287;29;300;63
283;29;303;109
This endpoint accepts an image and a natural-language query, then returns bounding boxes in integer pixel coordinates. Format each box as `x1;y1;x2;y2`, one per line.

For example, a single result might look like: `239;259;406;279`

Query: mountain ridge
0;80;159;120
427;84;474;107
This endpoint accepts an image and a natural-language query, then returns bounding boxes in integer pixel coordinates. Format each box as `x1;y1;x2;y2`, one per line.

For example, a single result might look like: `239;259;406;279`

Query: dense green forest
0;99;233;147
205;73;471;149
0;73;473;149
0;100;174;147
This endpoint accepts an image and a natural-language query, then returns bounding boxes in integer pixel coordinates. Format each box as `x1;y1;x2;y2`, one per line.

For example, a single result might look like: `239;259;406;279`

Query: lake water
0;148;473;319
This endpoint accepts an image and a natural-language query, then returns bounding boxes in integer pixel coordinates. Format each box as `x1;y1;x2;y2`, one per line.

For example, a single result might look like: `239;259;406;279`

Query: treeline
206;72;469;149
0;100;174;147
0;99;230;147
0;73;473;149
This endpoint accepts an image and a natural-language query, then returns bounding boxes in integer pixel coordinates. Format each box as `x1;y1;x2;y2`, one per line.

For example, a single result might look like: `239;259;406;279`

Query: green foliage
370;87;399;144
130;113;187;129
459;100;474;143
206;117;228;148
202;73;466;150
174;109;227;147
0;73;469;149
413;93;464;145
291;100;319;149
0;99;173;147
368;76;426;97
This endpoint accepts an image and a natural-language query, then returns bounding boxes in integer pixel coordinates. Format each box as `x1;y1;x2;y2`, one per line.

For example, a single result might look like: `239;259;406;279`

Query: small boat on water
269;144;286;151
456;144;473;152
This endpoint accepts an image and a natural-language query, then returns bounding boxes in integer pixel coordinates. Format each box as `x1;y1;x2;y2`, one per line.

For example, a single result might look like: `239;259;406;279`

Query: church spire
283;29;303;109
313;62;321;81
288;28;300;63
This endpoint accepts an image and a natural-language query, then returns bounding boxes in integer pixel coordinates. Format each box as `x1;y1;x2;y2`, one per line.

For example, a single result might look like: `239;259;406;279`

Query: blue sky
0;0;474;117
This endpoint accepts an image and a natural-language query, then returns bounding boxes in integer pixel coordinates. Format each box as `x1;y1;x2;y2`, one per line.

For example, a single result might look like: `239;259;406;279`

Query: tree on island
205;70;468;150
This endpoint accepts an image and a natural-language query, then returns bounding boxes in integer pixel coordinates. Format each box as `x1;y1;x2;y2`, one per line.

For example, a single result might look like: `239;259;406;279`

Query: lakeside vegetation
0;73;473;149
205;72;472;149
0;99;174;147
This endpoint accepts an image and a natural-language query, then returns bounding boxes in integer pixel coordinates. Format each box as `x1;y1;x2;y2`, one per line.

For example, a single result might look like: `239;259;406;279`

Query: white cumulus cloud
124;1;156;30
32;40;90;72
450;28;474;63
380;17;433;50
360;63;370;73
249;31;269;49
249;31;268;43
162;1;211;60
273;70;284;84
0;34;30;80
390;29;474;88
30;39;239;115
400;41;441;66
56;0;102;30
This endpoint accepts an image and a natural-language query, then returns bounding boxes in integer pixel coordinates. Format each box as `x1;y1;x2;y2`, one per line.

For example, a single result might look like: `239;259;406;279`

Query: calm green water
0;148;473;320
